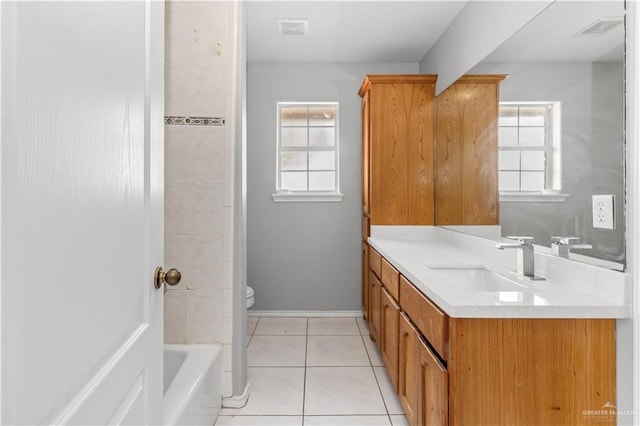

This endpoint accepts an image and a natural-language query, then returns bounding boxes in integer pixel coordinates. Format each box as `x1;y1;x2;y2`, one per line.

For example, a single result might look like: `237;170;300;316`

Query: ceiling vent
575;18;623;36
277;19;309;37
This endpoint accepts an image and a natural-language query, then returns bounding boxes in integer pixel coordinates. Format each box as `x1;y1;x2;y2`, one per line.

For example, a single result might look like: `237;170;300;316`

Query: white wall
247;62;417;311
420;1;552;94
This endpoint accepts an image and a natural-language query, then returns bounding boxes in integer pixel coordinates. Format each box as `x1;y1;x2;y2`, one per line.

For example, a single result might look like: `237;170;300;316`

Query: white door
1;1;165;424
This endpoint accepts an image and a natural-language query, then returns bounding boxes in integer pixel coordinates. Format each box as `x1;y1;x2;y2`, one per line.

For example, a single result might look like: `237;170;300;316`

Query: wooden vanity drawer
369;247;382;278
381;258;399;301
400;275;448;359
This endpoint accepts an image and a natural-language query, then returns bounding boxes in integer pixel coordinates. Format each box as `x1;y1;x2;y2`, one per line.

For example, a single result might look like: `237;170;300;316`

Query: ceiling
484;1;625;63
246;1;466;63
246;1;625;65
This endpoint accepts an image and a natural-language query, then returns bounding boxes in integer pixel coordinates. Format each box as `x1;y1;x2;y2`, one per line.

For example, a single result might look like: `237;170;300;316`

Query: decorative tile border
164;116;225;126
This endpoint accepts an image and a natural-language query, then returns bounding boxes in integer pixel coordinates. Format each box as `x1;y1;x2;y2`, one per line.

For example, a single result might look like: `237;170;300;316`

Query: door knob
154;267;182;289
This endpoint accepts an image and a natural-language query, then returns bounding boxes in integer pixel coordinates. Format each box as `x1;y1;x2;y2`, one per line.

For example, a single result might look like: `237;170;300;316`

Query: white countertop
368;226;631;319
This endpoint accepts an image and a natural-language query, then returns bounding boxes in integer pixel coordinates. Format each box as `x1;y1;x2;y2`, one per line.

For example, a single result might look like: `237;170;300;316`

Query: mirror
447;1;625;271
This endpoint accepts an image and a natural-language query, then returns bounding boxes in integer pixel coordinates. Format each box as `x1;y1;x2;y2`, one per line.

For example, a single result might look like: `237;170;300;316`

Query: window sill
500;191;569;203
271;192;344;203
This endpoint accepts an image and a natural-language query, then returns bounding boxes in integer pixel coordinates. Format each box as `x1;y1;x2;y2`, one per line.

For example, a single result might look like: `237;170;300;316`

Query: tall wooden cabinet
359;75;437;323
359;75;438;230
435;75;506;225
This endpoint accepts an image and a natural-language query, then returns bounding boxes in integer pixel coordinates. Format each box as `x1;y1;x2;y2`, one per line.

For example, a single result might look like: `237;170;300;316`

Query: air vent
575;18;623;36
277;19;309;37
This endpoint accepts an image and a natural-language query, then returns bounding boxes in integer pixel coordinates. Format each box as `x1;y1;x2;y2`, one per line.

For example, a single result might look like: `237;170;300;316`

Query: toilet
246;286;255;309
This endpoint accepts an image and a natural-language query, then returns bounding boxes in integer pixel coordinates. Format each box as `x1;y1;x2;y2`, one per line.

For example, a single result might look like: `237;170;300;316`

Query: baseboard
222;382;250;408
247;310;364;318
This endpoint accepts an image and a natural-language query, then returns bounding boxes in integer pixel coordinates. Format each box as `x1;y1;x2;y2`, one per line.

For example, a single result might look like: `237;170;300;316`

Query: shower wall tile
186;236;224;289
187;126;225;181
165;181;187;235
224;233;233;262
165;0;236;396
189;2;228;68
165;126;188;181
165;290;187;344
165;2;189;66
165;66;189;116
224;149;234;181
224;175;234;207
186;290;224;343
185;181;224;235
224;206;233;234
165;235;188;290
189;65;227;117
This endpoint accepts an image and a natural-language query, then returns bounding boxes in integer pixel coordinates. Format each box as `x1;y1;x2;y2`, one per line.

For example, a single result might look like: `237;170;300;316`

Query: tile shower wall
164;1;237;397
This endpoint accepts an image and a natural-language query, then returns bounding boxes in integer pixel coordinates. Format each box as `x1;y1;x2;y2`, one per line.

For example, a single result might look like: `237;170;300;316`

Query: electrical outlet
592;194;615;230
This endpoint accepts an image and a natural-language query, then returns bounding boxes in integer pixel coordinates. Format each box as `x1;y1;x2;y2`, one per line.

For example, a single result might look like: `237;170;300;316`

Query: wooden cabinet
399;313;421;426
359;75;437;226
366;250;616;425
380;286;400;391
400;276;448;359
381;258;400;301
419;338;448;426
447;318;616;425
435;75;506;225
362;242;369;320
368;270;382;343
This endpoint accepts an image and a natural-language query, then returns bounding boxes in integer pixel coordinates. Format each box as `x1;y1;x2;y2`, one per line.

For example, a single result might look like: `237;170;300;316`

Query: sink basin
427;265;529;292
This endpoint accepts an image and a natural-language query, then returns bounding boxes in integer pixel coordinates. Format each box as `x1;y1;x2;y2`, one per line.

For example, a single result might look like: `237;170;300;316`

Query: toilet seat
246;286;255;308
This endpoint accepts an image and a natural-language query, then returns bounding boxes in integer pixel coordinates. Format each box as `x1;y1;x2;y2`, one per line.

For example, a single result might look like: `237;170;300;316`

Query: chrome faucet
551;236;592;258
496;236;535;277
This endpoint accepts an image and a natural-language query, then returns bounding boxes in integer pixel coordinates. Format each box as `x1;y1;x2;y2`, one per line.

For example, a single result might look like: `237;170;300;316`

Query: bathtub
163;344;222;426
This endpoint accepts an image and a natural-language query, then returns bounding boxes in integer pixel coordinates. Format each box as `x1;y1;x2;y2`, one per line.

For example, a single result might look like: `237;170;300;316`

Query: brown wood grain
419;338;449;426
368;271;382;344
360;75;437;225
381;257;400;301
362;91;370;215
381;287;401;392
362;242;369;320
369;247;382;279
399;313;421;426
399;275;449;360
447;318;616;426
435;75;505;225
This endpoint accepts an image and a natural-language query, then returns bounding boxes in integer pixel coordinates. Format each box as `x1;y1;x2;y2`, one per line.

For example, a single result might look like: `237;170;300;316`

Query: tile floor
215;316;409;426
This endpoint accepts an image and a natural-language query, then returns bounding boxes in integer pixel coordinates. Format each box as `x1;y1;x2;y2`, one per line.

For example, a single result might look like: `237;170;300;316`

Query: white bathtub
163;344;222;426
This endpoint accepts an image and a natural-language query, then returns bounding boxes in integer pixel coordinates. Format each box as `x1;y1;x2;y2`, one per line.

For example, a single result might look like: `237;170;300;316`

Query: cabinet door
399;313;421;426
369;81;436;225
435;75;505;225
369;271;382;344
362;242;370;320
381;286;400;391
419;338;448;426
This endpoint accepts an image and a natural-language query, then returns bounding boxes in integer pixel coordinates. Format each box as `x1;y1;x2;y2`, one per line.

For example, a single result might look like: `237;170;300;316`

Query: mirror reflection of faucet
496;236;545;280
551;236;592;258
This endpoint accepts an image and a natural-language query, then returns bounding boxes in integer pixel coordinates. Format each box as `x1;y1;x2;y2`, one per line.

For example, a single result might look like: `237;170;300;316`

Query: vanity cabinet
366;246;617;426
435;75;506;225
380;286;400;391
362;242;369;320
369;270;382;344
399;312;421;426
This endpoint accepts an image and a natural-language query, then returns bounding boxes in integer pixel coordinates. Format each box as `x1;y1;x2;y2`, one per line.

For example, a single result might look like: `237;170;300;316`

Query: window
272;102;343;202
498;102;566;202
